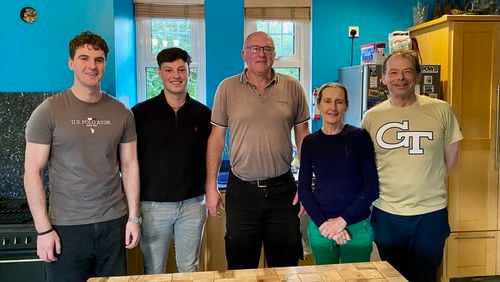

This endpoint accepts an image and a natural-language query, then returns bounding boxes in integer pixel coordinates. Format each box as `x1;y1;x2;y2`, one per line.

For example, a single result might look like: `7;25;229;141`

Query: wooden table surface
88;261;407;281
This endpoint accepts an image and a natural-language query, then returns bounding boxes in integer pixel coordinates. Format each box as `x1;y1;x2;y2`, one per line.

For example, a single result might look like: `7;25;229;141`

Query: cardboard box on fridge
360;42;386;64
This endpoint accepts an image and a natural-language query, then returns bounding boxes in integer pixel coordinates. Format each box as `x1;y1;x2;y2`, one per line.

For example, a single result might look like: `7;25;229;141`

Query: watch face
20;7;37;24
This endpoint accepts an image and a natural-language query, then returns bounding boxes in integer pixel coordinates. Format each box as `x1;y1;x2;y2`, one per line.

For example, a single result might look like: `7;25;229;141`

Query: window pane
269;22;282;34
187;67;198;99
146;68;163;99
256;21;268;31
255;21;295;57
282;34;295;55
150;19;192;55
145;67;198;100
273;36;282;55
283;22;294;33
275;67;300;80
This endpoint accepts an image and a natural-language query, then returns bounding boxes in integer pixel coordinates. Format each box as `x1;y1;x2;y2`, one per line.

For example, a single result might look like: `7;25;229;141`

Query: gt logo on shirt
376;120;433;155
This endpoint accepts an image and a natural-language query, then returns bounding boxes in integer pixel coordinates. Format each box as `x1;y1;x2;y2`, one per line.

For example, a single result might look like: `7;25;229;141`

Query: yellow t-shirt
361;95;463;215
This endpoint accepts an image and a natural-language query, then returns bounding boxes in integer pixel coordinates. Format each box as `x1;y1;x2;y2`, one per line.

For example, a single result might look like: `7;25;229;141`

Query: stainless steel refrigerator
338;64;388;126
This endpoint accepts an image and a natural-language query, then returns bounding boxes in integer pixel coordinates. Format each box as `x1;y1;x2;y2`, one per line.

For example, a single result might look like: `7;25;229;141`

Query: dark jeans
225;171;302;270
47;215;127;282
371;207;450;282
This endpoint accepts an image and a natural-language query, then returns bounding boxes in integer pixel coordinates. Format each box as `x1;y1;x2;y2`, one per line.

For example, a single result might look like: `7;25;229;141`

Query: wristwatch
128;216;143;224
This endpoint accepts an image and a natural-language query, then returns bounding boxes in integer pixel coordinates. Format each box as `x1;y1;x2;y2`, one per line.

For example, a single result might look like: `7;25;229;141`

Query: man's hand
37;230;61;262
125;221;141;249
206;187;225;218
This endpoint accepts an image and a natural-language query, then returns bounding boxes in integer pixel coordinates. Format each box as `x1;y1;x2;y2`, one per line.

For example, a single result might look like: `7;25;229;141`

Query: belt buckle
257;180;268;188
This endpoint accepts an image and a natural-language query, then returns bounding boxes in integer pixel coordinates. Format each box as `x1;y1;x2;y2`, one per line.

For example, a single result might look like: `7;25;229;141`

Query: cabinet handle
496;85;500;170
454;235;495;240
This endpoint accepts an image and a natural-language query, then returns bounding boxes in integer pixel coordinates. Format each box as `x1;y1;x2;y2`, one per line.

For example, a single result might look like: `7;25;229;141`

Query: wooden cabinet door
411;23;451;100
447;21;500;232
446;231;498;278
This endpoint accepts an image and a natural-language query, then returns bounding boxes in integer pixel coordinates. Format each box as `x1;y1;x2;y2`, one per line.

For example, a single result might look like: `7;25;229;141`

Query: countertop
87;261;407;281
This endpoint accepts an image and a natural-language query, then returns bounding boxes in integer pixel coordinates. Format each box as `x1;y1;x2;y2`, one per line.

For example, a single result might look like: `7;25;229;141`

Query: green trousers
308;217;373;264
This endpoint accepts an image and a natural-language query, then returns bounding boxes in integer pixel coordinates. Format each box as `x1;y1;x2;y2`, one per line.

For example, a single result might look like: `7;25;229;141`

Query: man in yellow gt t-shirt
361;50;463;282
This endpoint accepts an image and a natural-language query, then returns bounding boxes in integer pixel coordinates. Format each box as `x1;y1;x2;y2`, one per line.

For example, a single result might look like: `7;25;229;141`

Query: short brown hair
69;31;109;59
382;50;421;74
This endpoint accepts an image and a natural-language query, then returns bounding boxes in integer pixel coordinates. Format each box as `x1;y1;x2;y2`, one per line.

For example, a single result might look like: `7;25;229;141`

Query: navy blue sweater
298;125;379;227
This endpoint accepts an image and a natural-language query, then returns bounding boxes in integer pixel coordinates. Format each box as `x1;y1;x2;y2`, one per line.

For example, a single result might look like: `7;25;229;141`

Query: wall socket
348;26;359;38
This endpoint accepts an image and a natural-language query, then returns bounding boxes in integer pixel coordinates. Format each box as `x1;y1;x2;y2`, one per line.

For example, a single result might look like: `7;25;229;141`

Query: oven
0;199;47;282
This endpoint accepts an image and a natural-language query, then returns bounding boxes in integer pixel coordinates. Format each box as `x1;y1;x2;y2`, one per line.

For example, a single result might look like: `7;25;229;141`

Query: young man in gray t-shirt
24;31;140;282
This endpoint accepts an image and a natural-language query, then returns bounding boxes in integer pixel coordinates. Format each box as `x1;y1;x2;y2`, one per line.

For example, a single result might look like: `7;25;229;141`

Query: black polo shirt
132;92;211;201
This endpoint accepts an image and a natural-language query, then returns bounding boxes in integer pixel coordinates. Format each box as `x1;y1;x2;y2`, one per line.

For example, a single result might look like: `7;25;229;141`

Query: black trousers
47;216;127;282
224;171;302;270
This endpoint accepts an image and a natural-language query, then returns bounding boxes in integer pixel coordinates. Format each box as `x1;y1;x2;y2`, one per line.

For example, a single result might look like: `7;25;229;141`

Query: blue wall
205;0;244;108
3;0;451;109
0;0;135;105
311;0;413;88
113;0;137;106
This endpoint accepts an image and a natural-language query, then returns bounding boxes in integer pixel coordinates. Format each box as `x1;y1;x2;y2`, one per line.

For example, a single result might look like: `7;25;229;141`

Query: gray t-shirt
25;89;136;225
212;70;310;181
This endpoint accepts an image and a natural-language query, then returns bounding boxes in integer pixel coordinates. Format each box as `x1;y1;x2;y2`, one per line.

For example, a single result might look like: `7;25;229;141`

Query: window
245;20;311;97
136;18;206;103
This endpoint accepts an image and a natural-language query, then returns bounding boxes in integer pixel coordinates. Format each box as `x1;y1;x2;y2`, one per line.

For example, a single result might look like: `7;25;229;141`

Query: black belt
248;170;294;188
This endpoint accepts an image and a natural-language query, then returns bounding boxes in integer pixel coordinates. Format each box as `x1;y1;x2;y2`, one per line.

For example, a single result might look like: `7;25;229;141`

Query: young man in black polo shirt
132;47;211;274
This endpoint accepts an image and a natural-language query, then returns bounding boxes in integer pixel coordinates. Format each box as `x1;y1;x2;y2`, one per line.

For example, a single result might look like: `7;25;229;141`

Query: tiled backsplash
0;92;53;199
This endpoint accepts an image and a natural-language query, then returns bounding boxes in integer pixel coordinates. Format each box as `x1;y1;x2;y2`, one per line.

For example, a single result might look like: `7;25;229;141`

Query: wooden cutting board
88;261;407;281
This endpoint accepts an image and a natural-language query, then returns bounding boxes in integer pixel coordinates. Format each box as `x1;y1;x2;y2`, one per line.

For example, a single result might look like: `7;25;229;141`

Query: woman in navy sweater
298;82;379;264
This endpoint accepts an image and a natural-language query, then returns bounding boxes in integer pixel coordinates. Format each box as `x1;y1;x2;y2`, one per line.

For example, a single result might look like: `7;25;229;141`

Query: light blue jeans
140;195;207;274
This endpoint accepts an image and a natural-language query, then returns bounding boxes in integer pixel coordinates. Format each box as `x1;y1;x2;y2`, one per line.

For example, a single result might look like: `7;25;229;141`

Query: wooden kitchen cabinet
446;231;498;277
410;15;500;280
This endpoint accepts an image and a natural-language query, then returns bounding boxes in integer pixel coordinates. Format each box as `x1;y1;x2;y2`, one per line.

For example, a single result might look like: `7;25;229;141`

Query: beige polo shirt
211;70;310;181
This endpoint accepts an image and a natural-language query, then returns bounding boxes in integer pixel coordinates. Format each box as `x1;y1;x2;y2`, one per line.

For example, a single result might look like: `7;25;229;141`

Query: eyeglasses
246;45;275;55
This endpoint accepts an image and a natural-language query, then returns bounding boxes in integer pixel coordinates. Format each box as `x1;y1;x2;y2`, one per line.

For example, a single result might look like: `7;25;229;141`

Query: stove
0;199;46;282
0;199;37;255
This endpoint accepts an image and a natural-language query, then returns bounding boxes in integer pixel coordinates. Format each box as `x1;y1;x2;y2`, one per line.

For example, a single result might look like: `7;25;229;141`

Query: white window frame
135;18;206;103
244;20;312;104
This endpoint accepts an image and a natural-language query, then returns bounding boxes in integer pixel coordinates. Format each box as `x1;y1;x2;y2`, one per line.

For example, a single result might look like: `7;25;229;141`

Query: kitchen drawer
446;231;498;278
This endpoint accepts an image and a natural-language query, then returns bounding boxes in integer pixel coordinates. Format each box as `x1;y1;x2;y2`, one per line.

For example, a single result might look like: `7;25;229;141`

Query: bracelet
37;228;54;236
